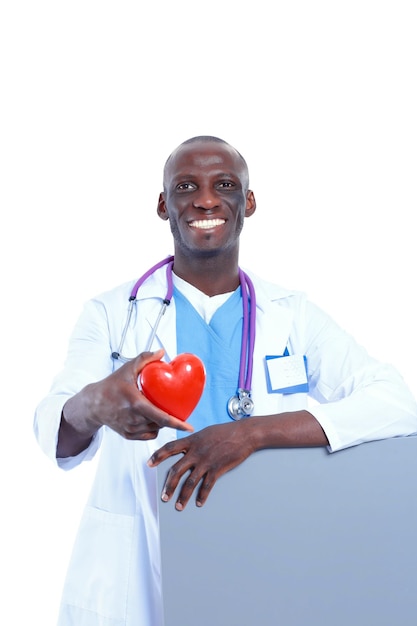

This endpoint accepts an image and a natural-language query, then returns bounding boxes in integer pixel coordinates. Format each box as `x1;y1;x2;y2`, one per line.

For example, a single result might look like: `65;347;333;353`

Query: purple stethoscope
111;256;256;420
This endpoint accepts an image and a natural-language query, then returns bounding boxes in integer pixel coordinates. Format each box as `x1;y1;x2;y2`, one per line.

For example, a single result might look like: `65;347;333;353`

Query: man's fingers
139;400;194;433
147;440;187;467
195;474;216;507
169;470;216;511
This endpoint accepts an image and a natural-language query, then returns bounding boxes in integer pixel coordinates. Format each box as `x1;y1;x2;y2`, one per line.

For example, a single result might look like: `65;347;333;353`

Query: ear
244;190;256;218
157;193;169;221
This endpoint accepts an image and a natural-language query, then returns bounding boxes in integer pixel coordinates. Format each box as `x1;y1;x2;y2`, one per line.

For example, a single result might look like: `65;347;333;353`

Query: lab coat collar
132;259;174;303
133;262;299;306
134;263;299;362
242;268;301;309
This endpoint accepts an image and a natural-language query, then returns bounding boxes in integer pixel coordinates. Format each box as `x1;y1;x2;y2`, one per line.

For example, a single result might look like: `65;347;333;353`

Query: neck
172;251;240;297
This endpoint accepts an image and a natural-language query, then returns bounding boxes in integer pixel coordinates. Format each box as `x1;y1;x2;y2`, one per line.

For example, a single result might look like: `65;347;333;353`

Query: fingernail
161;491;169;502
175;502;183;511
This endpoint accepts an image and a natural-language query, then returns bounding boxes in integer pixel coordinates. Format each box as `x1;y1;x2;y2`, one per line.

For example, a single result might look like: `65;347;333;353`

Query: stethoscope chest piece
227;389;254;420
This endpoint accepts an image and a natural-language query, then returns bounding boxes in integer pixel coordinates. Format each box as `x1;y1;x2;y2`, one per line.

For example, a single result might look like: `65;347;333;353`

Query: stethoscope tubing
112;257;174;361
130;256;175;301
112;257;256;416
239;269;256;392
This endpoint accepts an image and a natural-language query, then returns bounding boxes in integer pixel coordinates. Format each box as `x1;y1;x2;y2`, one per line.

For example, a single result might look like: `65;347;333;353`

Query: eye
217;180;236;189
176;182;196;192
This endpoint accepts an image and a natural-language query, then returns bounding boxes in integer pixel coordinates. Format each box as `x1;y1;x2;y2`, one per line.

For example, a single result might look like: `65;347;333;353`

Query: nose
192;185;219;210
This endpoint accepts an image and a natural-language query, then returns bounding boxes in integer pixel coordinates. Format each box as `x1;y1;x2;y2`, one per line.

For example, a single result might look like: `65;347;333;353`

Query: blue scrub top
174;286;244;435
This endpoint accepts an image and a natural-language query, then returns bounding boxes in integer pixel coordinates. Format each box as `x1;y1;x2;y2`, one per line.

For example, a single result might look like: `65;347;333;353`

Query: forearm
57;387;101;458
246;410;329;451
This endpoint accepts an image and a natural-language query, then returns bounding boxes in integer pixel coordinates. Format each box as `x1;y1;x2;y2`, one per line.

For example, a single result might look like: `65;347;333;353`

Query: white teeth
190;219;225;229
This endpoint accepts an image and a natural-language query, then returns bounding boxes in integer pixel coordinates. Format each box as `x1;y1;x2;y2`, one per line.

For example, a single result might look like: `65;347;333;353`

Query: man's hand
147;410;328;510
57;349;194;458
147;421;255;511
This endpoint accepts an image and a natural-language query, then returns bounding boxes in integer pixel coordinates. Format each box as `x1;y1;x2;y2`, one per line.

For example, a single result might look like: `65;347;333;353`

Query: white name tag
266;354;309;394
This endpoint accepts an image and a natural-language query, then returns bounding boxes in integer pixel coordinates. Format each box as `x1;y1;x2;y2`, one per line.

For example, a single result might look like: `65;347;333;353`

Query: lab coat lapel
134;265;177;361
250;272;295;357
248;273;296;415
149;298;177;361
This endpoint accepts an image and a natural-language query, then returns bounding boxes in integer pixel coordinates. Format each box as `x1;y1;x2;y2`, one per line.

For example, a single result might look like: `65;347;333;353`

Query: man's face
158;141;256;258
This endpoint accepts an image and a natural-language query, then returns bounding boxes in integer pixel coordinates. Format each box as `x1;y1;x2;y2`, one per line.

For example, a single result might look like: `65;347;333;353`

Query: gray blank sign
158;436;417;626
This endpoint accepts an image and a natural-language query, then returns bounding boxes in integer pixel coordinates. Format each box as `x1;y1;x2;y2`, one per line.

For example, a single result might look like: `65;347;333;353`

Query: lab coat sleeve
301;300;417;451
34;296;116;470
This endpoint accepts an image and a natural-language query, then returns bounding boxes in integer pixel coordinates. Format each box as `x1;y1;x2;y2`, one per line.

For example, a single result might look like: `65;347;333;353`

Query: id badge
265;353;309;394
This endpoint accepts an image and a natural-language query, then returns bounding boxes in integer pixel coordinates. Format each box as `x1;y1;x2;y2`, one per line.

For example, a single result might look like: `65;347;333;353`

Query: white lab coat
34;266;417;626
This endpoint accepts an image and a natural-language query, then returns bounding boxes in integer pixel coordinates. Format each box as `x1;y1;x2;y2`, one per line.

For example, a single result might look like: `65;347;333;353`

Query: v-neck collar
173;273;237;324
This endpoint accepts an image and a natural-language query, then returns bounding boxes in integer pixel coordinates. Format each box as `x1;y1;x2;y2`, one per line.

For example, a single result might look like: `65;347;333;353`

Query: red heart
139;353;206;421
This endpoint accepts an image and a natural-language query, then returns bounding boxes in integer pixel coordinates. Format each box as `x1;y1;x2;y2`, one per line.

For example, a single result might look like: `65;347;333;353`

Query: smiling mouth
189;218;226;230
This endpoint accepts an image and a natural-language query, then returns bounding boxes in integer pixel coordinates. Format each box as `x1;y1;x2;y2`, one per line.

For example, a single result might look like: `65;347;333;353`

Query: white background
1;1;416;623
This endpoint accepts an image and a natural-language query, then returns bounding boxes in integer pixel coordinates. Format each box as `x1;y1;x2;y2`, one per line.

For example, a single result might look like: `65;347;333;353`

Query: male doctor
34;136;417;626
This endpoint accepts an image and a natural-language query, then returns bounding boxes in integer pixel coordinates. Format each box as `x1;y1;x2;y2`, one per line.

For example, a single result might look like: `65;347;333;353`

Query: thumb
133;348;165;374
